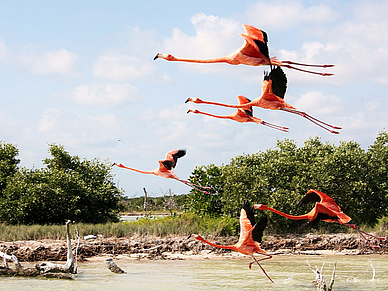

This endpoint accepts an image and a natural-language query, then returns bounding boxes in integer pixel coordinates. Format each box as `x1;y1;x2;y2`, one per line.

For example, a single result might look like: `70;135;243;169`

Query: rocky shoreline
1;233;386;263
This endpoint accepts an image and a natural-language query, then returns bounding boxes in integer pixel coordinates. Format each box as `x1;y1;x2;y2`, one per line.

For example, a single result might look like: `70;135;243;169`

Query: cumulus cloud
294;91;343;115
161;13;242;73
246;1;339;31
93;54;156;81
17;48;79;75
1;42;79;75
73;83;138;106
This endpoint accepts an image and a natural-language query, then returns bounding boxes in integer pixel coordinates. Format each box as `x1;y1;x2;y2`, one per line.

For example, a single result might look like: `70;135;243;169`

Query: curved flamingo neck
196;236;237;251
261;205;310;220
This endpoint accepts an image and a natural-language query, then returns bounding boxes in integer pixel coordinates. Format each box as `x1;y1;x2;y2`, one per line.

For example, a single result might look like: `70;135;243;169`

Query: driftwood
104;258;126;273
0;220;77;279
307;261;336;291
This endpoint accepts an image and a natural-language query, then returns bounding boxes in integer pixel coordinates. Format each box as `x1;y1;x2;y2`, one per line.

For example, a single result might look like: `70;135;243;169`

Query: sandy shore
0;233;386;263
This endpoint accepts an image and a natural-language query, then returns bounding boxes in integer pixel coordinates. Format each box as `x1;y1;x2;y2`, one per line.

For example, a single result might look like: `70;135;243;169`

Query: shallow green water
1;255;387;290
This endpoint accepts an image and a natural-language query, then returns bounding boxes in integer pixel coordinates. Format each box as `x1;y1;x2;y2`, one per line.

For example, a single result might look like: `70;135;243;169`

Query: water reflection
1;255;387;291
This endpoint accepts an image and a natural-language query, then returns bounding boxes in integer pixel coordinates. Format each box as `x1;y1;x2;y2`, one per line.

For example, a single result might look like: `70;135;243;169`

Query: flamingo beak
185;98;191;103
187;110;191;114
253;204;262;209
153;53;161;60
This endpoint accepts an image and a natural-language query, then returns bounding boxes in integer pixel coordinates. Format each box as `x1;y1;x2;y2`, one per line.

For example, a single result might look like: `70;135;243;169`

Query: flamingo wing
297;191;321;206
242;25;269;60
269;67;287;99
160;160;174;171
165;149;186;168
236;95;253;117
242;202;267;243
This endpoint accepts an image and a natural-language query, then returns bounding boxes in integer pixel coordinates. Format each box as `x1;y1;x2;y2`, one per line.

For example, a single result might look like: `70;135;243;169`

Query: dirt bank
0;233;386;262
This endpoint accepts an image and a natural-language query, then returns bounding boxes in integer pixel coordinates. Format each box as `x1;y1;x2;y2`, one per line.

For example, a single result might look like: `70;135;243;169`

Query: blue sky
1;1;387;198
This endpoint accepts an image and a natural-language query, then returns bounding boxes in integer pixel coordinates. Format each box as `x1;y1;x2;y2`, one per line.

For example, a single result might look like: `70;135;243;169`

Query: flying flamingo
113;149;211;194
154;24;334;76
254;189;385;249
185;66;342;134
187;95;289;132
190;202;273;282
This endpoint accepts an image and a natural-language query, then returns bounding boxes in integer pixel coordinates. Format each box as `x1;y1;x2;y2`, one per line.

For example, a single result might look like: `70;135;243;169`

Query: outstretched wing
269;67;287;99
297;191;321;206
237;95;253;117
165;149;186;169
242;25;269;60
242;202;267;243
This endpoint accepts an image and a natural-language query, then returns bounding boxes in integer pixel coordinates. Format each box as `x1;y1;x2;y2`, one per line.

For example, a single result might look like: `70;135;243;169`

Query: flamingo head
153;53;175;61
188;234;202;240
185;97;202;104
253;204;267;210
187;109;199;114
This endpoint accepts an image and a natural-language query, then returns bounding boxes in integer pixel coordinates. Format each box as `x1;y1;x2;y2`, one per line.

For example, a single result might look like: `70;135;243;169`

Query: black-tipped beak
111;163;116;167
187;110;190;114
185;98;190;103
153;53;160;60
186;235;192;240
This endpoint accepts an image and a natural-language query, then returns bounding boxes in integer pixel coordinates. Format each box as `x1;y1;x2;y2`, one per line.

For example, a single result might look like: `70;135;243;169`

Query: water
1;255;387;290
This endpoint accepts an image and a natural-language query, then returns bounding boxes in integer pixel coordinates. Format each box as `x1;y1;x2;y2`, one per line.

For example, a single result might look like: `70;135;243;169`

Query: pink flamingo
113;149;211;194
154;24;334;76
254;189;385;249
188;95;288;132
190;202;273;282
186;67;341;134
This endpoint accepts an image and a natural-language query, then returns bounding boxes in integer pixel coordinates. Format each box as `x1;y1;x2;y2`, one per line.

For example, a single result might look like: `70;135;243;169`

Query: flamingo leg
177;179;211;194
282;65;333;76
249;254;274;283
345;223;385;249
280;108;341;134
282;61;334;68
261;121;289;132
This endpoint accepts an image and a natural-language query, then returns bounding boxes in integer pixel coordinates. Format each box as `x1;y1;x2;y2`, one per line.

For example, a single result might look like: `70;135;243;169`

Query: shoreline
1;233;386;263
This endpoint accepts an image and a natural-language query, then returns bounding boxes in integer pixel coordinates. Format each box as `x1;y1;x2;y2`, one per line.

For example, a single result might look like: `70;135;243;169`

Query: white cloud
246;1;339;31
161;13;241;73
93;54;156;81
16;47;79;75
294;91;343;115
73;83;138;106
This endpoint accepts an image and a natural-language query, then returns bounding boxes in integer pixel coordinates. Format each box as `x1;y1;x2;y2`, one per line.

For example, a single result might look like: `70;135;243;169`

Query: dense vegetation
0;130;387;237
0;143;123;224
186;131;388;233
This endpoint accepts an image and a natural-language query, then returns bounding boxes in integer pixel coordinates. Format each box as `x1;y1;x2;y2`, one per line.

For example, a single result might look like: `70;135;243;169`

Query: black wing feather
269;67;287;99
243;202;267;243
161;160;174;170
171;149;186;168
297;191;321;206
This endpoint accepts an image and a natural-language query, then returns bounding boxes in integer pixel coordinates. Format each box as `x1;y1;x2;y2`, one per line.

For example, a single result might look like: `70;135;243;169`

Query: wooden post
143;187;147;216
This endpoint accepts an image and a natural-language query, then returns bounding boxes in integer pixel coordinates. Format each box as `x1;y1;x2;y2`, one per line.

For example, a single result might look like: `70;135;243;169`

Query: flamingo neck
170;56;228;64
196;99;248;110
115;164;154;175
196;237;237;251
261;205;310;220
194;111;231;120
